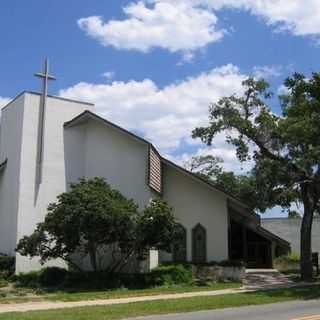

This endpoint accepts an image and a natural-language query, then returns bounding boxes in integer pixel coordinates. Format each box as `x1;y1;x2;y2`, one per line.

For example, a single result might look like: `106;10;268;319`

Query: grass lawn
0;282;241;304
1;286;320;320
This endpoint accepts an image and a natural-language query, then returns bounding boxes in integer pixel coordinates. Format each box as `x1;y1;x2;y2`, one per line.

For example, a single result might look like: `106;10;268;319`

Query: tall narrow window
173;224;187;262
192;223;207;264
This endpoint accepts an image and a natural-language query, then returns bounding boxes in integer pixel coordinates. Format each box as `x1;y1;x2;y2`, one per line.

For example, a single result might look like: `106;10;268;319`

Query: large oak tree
193;74;320;280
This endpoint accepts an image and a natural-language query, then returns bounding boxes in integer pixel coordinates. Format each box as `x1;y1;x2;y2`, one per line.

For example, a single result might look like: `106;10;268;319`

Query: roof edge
64;110;256;213
64;110;151;146
1;91;94;112
161;157;252;212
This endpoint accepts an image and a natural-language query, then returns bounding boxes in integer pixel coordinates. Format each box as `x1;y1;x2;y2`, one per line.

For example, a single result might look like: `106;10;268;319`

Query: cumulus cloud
78;1;224;55
60;64;246;156
253;65;283;79
78;1;320;57
159;0;320;38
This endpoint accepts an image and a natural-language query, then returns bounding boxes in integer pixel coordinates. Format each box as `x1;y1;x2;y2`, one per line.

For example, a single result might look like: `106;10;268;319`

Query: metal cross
34;58;56;185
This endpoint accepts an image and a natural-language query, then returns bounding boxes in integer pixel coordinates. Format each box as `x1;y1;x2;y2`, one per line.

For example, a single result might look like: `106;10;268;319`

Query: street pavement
129;300;320;320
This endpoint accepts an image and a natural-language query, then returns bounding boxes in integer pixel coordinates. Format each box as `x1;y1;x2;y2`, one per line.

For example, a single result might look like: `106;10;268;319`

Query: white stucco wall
83;119;154;209
0;95;25;255
64;118;156;272
0;92;231;273
162;163;229;263
14;93;93;273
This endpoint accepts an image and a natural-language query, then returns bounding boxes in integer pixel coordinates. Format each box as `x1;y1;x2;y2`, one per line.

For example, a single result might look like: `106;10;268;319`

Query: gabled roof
64;110;254;213
64;110;151;146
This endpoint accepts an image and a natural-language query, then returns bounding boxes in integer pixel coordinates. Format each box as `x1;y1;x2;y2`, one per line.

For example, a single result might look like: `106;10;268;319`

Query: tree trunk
88;242;98;272
300;185;315;281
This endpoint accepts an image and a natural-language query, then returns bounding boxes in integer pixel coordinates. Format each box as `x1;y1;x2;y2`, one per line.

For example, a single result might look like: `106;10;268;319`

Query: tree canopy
192;74;320;280
16;178;180;273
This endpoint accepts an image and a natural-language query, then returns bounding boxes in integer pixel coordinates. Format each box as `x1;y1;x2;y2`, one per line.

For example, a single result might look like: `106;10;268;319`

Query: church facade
0;91;290;273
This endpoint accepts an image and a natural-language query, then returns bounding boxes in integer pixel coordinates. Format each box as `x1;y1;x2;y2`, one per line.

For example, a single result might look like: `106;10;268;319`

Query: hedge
148;264;193;286
0;254;15;279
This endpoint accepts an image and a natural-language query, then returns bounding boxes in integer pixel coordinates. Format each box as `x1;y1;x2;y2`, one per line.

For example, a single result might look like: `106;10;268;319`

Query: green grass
1;286;320;320
0;282;241;304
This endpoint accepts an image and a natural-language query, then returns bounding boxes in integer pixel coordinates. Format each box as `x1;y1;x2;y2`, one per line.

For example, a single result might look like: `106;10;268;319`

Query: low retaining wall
192;265;246;282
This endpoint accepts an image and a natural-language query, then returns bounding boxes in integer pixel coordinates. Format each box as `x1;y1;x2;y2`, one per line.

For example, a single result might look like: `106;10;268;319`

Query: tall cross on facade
34;58;56;185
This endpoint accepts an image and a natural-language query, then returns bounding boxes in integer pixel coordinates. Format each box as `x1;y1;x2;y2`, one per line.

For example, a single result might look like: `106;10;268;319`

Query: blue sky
1;0;320;217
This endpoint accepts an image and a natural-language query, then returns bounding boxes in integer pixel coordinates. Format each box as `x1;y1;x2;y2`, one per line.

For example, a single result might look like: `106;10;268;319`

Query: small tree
193;74;320;281
17;178;180;273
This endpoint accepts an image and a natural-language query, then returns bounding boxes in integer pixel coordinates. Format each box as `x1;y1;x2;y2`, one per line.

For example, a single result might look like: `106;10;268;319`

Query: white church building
0;64;290;273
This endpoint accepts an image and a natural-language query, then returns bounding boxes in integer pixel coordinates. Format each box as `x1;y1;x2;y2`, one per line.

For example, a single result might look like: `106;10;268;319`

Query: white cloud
78;0;320;61
78;1;224;55
152;0;320;38
60;64;246;154
101;71;115;80
0;97;11;109
253;65;282;79
277;84;290;96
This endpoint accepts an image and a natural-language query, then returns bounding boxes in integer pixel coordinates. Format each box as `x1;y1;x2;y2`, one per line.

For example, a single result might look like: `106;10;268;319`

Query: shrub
149;264;193;286
14;271;41;288
39;267;68;287
274;252;300;264
0;254;15;277
0;279;8;288
63;271;122;289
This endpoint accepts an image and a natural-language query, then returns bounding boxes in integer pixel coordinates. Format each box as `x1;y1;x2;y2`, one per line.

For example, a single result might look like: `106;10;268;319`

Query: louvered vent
148;146;162;194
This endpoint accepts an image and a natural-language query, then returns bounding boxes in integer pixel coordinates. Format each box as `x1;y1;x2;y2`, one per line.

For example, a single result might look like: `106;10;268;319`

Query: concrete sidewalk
0;287;250;314
0;281;318;314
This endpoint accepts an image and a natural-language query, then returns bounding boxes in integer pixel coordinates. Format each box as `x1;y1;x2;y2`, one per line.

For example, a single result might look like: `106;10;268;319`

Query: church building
0;63;290;273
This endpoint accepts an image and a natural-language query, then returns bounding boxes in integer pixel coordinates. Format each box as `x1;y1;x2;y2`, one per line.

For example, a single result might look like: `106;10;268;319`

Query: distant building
262;218;320;255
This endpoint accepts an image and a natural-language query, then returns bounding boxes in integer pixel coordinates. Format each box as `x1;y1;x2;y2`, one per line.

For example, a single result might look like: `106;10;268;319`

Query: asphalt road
130;300;320;320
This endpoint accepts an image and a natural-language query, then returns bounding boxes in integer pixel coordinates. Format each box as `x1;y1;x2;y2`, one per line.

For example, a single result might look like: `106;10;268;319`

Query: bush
15;267;68;288
14;271;41;288
149;264;193;286
39;267;68;287
62;272;148;290
274;252;300;264
0;254;15;277
13;265;193;290
274;253;300;271
63;271;122;289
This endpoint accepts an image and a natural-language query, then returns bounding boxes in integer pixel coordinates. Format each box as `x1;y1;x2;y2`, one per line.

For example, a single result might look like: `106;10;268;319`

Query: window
192;223;207;263
173;224;187;262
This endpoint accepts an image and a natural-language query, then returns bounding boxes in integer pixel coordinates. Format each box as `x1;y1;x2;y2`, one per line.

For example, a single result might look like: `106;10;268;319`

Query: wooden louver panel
148;146;162;194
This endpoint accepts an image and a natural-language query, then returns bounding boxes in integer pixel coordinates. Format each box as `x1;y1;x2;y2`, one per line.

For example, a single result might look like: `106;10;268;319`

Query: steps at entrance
244;269;294;289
